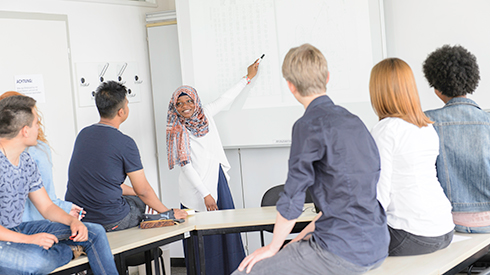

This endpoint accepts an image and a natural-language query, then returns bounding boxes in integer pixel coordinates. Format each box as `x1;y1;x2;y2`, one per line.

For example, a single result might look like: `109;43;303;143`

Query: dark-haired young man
0;95;117;274
424;45;490;233
65;81;187;232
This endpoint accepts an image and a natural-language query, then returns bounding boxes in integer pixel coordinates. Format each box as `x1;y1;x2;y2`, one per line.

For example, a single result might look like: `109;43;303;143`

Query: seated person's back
234;44;389;275
65;81;186;231
423;45;490;233
65;123;141;224
369;58;454;256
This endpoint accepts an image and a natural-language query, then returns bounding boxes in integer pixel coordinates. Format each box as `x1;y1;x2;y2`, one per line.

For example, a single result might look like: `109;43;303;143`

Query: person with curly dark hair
424;45;490;233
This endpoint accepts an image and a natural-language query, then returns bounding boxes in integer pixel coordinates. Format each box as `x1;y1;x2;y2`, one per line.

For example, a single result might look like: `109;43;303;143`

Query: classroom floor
171;266;187;275
127;265;186;275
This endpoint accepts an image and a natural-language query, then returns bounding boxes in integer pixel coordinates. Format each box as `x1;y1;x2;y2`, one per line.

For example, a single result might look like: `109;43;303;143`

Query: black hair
423;45;480;97
95;81;128;119
0;95;36;138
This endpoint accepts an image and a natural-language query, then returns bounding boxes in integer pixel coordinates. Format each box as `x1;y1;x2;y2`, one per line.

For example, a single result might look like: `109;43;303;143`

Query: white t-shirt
179;78;247;211
371;117;454;237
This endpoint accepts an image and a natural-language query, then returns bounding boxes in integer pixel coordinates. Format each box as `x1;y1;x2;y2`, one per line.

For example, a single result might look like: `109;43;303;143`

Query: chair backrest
261;184;314;207
261;184;285;207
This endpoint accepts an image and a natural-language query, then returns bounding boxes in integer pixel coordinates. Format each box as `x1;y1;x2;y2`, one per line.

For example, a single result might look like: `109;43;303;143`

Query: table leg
198;231;206;275
145;250;152;275
153;247;161;275
115;254;125;275
260;230;265;247
187;233;196;275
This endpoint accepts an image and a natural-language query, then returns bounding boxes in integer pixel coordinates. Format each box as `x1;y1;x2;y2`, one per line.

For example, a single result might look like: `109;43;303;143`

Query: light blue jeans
0;220;118;275
455;224;490;233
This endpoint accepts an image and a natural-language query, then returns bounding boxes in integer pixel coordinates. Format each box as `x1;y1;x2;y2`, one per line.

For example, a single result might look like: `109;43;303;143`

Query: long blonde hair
369;58;432;128
0;91;48;144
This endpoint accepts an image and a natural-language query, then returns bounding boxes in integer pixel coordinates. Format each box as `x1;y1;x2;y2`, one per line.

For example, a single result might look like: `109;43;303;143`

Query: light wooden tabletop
366;232;490;275
52;222;195;273
53;207;490;275
187;204;318;231
51;205;316;273
106;222;194;255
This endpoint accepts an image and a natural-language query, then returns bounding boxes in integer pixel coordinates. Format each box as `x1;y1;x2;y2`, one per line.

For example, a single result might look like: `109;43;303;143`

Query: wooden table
51;222;195;275
51;206;490;275
51;205;316;275
366;232;490;275
186;205;318;275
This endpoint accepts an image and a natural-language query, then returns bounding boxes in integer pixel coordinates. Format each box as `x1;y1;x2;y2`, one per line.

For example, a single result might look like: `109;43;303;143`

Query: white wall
0;0;176;199
383;0;490;112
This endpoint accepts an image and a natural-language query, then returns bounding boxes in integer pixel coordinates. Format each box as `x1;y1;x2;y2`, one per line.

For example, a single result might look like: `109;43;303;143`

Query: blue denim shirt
425;98;490;212
276;95;389;267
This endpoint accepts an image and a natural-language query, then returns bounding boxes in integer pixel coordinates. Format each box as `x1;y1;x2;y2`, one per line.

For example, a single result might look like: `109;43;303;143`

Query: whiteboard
176;0;384;148
0;12;77;199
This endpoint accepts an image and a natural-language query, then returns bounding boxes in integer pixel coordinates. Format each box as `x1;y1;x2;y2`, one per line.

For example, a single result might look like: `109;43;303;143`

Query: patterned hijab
166;86;209;169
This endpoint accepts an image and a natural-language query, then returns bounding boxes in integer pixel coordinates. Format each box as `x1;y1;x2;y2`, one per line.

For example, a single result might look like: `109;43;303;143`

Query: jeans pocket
390;233;449;256
102;221;121;232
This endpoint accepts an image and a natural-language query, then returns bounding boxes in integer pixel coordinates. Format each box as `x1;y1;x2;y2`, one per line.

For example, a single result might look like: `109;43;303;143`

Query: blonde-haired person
0;91;83;221
369;58;454;256
235;44;389;275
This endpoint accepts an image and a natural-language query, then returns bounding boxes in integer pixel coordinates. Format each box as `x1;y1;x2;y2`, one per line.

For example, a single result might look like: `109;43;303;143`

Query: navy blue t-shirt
276;95;389;267
65;124;143;224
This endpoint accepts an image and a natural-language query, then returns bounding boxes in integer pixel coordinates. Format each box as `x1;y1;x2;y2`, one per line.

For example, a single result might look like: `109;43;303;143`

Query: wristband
244;75;251;85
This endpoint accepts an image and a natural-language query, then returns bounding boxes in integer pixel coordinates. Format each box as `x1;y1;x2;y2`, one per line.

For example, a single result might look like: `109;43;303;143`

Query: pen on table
257;54;265;64
78;209;83;221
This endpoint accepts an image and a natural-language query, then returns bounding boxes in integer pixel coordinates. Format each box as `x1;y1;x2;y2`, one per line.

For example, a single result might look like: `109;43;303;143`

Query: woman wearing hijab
167;60;259;274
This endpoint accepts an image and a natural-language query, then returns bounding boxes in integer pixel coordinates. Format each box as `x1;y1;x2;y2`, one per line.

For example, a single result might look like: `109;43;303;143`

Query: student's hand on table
238;244;278;274
173;209;188;219
28;233;59;250
69;220;88;242
69;204;85;219
247;59;260;80
204;194;218;211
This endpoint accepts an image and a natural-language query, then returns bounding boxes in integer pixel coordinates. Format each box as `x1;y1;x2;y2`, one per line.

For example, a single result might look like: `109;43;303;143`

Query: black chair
259;184;314;246
125;248;165;275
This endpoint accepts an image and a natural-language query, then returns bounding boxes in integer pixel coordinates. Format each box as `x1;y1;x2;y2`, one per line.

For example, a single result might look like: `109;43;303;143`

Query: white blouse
371;117;454;237
179;78;247;211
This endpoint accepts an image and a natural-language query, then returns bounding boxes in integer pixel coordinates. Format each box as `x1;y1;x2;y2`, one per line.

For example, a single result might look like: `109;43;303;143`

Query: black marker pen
257;54;265;64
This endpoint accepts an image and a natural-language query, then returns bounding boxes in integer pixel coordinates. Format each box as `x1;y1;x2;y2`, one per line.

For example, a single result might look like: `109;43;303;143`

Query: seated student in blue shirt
0;95;117;275
423;45;490;233
234;43;389;275
0;91;84;222
65;81;187;232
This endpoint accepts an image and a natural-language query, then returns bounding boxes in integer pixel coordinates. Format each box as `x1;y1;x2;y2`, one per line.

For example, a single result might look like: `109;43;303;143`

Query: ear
117;107;125;117
326;71;330;85
20;125;29;138
286;80;298;95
